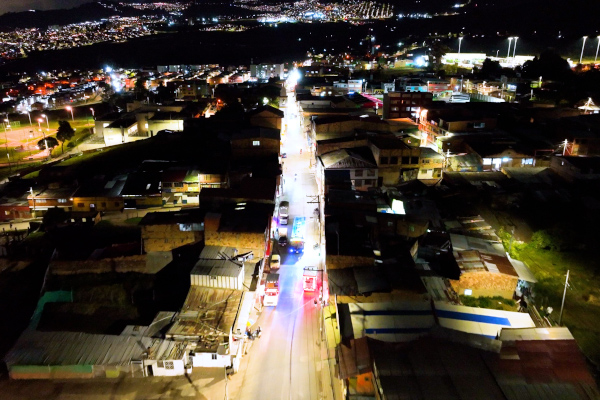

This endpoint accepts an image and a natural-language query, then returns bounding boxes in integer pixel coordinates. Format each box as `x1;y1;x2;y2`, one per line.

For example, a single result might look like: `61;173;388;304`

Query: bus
289;216;306;254
264;273;280;306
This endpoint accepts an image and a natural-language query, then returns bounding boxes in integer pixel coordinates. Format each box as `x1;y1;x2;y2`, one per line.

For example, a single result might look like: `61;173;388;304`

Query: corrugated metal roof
168;287;243;342
199;245;239;260
4;331;185;367
191;259;242;278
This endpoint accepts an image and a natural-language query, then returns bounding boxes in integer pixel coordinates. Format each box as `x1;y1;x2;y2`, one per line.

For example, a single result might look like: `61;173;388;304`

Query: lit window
483;158;492;166
464;289;473;296
253;140;260;146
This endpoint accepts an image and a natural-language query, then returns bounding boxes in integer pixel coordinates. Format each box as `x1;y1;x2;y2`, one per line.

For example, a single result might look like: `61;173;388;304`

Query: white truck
279;201;289;225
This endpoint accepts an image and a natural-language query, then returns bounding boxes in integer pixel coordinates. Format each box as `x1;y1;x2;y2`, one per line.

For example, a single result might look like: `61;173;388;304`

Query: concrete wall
142;224;204;252
144;359;185;377
325;255;374;270
191;352;231;368
450;271;518;299
205;231;266;258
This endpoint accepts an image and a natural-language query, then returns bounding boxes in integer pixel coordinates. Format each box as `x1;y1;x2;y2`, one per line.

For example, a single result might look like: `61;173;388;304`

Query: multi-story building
250;64;285;80
383;92;433;120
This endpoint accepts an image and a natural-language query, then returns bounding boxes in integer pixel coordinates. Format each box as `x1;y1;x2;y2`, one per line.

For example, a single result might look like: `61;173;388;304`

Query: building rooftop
167;286;243;348
4;331;186;367
319;147;377;169
73;176;127;198
191;259;242;279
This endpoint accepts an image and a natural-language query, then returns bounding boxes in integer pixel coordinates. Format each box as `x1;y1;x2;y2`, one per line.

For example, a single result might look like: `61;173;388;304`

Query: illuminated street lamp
41;113;50;131
458;36;463;56
580;36;588;64
3;118;10;131
65;106;74;121
507;37;513;59
90;107;95;118
595;36;600;64
512;37;519;59
37;118;46;138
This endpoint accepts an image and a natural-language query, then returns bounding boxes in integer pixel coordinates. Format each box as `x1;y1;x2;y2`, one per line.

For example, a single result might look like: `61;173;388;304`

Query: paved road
235;92;326;400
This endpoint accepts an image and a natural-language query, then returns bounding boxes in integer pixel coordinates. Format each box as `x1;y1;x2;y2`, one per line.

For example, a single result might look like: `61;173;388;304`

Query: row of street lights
456;36;519;60
458;35;600;65
580;36;600;64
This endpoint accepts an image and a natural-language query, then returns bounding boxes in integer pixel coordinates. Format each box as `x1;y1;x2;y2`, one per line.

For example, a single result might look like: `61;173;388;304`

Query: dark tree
522;50;573;81
429;40;451;72
37;136;59;155
42;207;67;230
56;120;75;154
134;76;148;99
479;58;503;79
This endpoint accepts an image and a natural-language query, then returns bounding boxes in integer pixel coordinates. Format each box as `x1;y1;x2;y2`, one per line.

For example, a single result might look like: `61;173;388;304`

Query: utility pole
559;270;569;326
224;366;228;400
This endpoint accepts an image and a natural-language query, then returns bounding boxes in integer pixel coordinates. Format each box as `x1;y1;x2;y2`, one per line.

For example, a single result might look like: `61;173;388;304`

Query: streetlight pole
559;270;569;326
507;37;513;59
595;36;600;64
512;37;519;59
458;36;463;56
27;111;32;126
580;36;588;64
66;106;74;122
41;114;49;131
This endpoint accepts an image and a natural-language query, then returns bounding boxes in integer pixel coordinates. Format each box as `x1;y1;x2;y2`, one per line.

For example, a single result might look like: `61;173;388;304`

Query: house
230;127;280;158
4;330;188;379
383;91;433;120
72;176;126;212
166;286;245;370
247;105;284;130
147;111;185;135
203;202;274;260
102;116;141;147
339;326;599;400
449;233;537;299
329;265;434;343
140;209;205;252
27;185;78;214
317;147;379;194
368;135;422;185
161;167;227;207
121;171;162;209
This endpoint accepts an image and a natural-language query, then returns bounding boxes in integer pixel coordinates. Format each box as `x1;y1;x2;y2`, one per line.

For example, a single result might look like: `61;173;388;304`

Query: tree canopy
37;136;59;152
56;120;75;154
522;50;573;81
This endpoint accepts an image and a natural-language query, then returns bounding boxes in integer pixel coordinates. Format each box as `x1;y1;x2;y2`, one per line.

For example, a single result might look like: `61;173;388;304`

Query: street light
507;37;513;59
595;36;600;64
37;118;46;138
458;36;463;56
90;107;95;118
41;113;49;131
26;111;32;126
580;36;588;65
65;105;74;121
512;37;519;59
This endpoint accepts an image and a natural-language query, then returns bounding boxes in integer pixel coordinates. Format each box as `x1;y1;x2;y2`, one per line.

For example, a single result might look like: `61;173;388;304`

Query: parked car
281;153;287;158
270;254;281;270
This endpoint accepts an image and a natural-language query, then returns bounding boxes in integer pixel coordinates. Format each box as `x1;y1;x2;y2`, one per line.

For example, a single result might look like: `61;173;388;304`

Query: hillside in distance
0;1;152;30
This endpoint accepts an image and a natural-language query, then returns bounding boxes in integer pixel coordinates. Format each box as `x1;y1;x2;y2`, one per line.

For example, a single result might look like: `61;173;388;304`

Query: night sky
0;0;94;14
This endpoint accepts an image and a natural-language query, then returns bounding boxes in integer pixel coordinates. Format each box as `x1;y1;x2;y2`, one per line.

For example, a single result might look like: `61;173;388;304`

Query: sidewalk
320;303;343;400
